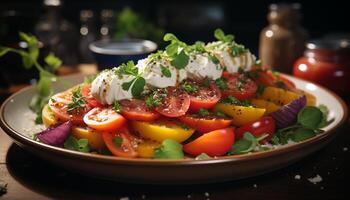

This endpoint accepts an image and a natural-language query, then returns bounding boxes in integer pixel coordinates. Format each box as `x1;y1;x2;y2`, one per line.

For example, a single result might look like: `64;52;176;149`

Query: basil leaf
64;136;79;150
122;78;135;91
228;132;258;155
165;43;179;57
45;53;62;70
297;106;323;129
131;77;145;97
291;128;316;142
170;50;189;69
77;139;90;153
163;33;179;42
160;65;171;77
154;139;184;159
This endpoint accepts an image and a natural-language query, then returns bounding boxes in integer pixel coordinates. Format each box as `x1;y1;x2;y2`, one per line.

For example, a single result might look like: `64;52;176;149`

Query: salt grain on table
308;174;323;184
253;184;258;188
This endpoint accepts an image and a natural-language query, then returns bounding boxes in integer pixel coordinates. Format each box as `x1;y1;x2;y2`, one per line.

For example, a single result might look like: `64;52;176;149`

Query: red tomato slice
49;90;87;125
179;115;232;133
120;99;160;122
81;84;104;107
253;69;296;90
83;107;126;131
102;126;138;158
183;128;235;157
222;73;257;100
235;116;276;143
189;82;221;112
155;87;190;118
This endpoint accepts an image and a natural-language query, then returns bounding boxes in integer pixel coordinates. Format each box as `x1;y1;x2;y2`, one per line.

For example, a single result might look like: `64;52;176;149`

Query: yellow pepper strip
214;103;266;126
42;104;58;127
137;141;160;158
131;121;195;143
251;99;281;115
260;87;316;106
71;126;105;150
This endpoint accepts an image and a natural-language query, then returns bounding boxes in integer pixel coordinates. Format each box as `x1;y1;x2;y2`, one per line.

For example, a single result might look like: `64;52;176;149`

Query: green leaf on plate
154;139;184;159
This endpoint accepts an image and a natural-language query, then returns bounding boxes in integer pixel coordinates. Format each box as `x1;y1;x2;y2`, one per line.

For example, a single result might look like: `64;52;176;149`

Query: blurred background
1;0;349;96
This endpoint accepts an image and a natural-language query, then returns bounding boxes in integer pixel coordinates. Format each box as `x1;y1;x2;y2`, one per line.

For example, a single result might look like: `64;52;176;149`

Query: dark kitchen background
1;0;349;89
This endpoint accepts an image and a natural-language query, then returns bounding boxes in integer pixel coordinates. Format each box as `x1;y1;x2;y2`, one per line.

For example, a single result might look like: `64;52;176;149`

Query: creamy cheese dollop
91;69;134;104
185;54;223;80
207;42;256;73
136;58;187;88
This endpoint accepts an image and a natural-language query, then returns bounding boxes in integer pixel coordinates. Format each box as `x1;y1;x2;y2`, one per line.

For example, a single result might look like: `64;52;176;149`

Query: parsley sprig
163;33;189;69
219;96;252;107
67;86;86;113
116;61;146;98
0;32;61;123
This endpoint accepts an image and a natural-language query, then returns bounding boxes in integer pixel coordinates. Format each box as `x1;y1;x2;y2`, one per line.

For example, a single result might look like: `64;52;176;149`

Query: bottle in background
259;3;308;74
79;10;96;63
100;9;115;40
34;0;79;66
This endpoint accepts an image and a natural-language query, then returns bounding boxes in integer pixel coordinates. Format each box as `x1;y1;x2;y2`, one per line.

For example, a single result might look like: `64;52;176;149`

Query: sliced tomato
179;114;232;133
221;73;257;100
119;99;160;122
81;84;103;107
155;87;190;118
236;116;276;143
189;82;221;112
83;107;126;131
102;126;138;158
48;89;87;125
183;128;235;157
253;69;296;90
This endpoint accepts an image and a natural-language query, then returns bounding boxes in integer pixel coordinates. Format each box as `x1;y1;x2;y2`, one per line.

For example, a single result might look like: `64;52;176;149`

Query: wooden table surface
0;71;349;199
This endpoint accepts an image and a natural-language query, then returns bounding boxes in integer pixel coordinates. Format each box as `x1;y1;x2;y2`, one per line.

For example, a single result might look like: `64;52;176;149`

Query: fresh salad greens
154;139;184;159
0;32;62;123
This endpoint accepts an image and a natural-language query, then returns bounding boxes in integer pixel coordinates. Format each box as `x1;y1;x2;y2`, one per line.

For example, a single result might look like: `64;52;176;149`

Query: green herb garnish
154;139;184;159
113;136;123;148
64;136;90;153
256;84;265;96
182;82;198;93
195;153;211;160
160;64;171;77
198;108;210;117
145;95;162;108
215;78;228;90
163;33;190;69
0;32;62;124
228;132;268;155
67;87;86;113
84;75;97;84
119;61;146;98
214;28;234;43
113;101;122;113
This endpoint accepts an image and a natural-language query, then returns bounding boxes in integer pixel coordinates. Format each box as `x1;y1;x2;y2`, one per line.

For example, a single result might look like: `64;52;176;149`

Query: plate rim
0;74;348;166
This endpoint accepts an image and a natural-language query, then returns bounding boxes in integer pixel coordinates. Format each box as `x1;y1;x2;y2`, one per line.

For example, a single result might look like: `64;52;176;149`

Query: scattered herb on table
0;32;61;124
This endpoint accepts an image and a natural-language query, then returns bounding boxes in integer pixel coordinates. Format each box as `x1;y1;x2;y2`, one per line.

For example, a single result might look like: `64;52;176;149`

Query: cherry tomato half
222;73;257;100
235;116;276;143
83;107;126;131
183;128;235;157
102;126;138;158
81;84;103;107
49;89;87;125
189;82;221;112
179;115;232;133
119;99;160;122
155;87;190;118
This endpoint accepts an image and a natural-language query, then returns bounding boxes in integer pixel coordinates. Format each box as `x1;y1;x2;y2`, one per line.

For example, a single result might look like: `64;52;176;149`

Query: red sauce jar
293;39;350;96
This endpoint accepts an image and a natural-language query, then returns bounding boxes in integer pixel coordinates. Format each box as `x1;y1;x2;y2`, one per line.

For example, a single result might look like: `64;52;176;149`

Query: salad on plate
35;29;331;159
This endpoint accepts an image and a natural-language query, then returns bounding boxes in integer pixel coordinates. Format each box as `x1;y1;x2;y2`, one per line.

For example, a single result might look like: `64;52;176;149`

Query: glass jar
259;3;308;74
293;39;350;96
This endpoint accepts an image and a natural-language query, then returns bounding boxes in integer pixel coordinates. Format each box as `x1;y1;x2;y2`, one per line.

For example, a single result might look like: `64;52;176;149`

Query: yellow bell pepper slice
42;104;58;127
260;87;316;106
71;126;105;150
137;141;160;158
131;121;195;143
251;99;281;115
215;103;266;126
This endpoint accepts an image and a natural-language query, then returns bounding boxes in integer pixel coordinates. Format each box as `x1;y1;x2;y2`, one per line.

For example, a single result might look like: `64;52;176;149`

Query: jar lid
307;39;350;51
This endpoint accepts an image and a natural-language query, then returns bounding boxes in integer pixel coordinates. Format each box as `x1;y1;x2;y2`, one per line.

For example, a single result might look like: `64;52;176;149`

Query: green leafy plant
228;132;268;155
117;61;146;98
64;136;90;153
163;33;190;69
0;32;61;123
